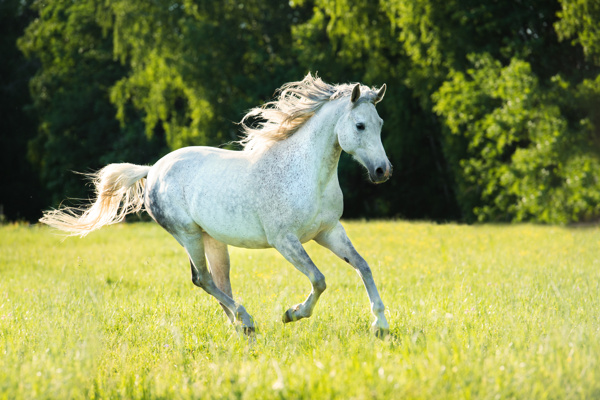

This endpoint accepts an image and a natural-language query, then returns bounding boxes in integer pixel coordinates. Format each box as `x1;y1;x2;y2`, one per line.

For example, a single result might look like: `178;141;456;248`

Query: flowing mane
239;73;381;152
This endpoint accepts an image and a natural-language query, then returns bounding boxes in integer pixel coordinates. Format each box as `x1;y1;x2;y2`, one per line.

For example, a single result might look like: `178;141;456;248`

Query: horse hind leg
178;228;255;334
203;234;235;324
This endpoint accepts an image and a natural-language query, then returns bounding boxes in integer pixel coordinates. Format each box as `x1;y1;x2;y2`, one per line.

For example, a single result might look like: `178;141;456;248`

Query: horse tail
39;163;151;237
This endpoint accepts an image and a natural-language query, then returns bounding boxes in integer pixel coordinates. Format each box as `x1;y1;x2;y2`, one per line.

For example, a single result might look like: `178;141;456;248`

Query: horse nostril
375;167;384;177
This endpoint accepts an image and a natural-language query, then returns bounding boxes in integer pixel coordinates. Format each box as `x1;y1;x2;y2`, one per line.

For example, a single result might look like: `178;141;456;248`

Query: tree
0;0;43;221
18;0;166;208
556;0;600;63
434;55;600;222
107;0;312;149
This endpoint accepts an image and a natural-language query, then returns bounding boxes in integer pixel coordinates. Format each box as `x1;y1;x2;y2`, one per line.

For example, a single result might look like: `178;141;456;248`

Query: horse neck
280;100;343;184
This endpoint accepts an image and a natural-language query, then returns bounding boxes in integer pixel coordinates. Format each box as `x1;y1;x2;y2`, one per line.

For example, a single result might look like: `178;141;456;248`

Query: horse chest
256;169;342;243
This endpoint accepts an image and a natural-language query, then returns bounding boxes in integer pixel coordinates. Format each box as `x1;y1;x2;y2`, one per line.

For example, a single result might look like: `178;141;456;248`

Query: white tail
39;163;151;237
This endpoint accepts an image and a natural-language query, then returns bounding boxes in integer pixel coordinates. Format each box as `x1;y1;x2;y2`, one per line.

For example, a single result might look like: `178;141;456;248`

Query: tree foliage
17;0;166;205
106;0;311;149
434;55;600;222
556;0;600;62
5;0;600;223
0;0;41;221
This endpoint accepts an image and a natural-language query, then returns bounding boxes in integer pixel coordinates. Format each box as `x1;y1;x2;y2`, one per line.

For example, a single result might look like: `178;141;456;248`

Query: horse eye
356;122;365;131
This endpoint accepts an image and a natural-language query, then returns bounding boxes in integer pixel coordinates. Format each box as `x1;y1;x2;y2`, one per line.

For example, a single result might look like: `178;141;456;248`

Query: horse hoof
282;309;294;323
374;327;389;339
372;321;390;339
243;326;256;336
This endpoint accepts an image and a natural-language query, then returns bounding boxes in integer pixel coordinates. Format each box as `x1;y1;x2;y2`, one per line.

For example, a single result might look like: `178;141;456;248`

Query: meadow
1;220;599;399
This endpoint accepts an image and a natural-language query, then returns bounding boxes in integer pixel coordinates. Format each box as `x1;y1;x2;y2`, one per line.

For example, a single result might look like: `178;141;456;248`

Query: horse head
335;84;391;184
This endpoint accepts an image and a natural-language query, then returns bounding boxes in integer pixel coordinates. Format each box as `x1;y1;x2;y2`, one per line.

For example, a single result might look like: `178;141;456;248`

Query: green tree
107;0;312;149
18;0;166;207
434;55;600;223
0;0;42;221
556;0;600;62
387;0;600;222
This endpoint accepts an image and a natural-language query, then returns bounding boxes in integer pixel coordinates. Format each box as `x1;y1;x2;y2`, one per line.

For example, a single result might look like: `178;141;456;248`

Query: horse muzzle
368;161;392;184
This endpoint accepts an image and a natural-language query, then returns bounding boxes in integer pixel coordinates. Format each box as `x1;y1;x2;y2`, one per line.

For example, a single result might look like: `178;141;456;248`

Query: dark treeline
2;0;600;224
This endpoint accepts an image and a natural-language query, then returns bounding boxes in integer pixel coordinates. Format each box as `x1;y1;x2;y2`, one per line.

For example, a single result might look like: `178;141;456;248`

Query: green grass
1;221;599;399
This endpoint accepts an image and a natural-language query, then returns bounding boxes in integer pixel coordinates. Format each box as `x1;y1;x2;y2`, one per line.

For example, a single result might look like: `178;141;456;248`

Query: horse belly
197;210;270;249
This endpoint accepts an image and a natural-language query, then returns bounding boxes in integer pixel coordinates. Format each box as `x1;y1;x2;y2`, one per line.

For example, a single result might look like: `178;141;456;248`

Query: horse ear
351;84;361;103
374;84;386;104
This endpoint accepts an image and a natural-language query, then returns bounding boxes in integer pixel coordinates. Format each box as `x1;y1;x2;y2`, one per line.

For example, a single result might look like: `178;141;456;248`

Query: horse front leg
315;222;389;338
271;233;327;323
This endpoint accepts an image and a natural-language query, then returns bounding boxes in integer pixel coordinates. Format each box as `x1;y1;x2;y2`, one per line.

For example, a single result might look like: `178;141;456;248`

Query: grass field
1;221;599;399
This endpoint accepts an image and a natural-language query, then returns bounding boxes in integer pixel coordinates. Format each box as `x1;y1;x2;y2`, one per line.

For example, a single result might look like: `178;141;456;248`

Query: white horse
40;73;392;336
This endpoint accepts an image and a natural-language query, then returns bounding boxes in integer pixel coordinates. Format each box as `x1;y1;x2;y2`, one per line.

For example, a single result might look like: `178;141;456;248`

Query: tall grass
1;221;599;399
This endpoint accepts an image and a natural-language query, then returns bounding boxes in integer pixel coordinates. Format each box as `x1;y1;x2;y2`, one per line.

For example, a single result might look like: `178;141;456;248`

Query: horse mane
239;73;380;152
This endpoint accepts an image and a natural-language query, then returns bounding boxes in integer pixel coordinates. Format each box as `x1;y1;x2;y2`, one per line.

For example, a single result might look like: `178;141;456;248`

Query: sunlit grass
1;221;599;399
